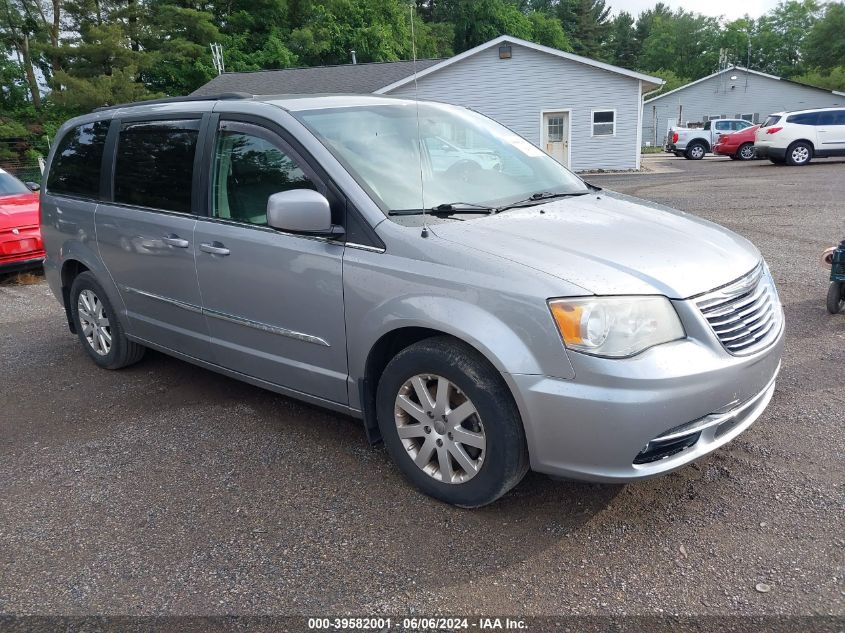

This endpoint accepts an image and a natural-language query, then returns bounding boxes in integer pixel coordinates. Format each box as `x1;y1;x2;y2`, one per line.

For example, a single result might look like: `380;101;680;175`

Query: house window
592;110;615;136
739;113;754;122
547;116;564;142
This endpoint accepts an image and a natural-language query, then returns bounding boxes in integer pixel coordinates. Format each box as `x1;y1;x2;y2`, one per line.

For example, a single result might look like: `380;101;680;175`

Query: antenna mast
409;4;427;238
210;43;225;76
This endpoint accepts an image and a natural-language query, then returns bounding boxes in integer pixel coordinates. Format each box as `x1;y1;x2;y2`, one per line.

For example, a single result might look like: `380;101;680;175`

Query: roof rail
93;92;254;112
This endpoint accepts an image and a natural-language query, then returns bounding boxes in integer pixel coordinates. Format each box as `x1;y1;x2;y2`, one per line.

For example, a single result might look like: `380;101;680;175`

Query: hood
0;192;40;229
429;190;760;299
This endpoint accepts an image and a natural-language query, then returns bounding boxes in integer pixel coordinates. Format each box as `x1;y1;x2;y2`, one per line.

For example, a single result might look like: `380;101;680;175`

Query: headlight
548;296;685;358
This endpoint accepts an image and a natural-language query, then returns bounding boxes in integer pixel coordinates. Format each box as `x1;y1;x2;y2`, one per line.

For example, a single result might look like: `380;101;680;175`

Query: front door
543;112;570;168
194;120;348;404
96;117;212;361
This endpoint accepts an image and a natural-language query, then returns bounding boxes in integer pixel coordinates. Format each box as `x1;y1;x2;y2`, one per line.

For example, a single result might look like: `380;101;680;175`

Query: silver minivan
41;94;784;506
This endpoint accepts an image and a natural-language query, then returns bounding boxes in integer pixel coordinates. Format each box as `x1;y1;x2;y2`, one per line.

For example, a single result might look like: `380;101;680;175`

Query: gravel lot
0;155;843;621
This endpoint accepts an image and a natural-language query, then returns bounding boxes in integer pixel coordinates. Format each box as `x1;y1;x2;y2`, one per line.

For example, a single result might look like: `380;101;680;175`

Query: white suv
754;107;845;165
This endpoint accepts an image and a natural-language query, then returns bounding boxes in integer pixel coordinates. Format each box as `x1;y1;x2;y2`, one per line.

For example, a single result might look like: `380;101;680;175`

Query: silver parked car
41;94;784;506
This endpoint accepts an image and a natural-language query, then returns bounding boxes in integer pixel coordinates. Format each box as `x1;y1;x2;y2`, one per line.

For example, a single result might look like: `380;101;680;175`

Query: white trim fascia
636;80;643;169
375;35;665;94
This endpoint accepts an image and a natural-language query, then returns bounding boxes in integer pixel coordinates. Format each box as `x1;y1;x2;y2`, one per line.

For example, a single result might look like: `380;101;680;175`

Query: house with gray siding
193;36;663;172
643;66;845;147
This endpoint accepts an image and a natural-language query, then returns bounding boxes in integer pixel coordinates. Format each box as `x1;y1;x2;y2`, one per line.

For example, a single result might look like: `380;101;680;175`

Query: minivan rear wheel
376;336;528;507
70;272;145;369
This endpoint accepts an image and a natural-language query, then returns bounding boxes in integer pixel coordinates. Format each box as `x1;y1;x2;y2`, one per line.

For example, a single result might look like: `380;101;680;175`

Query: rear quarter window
761;115;781;128
46;121;110;198
786;112;819;125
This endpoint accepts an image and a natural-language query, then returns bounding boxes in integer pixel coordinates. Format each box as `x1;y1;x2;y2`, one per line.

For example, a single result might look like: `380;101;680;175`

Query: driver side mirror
25;181;40;192
267;189;344;238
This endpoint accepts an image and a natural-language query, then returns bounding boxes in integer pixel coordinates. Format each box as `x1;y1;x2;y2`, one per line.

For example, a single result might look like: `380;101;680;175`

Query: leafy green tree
605;11;636;68
759;0;822;76
556;0;611;59
526;9;570;50
141;0;220;94
442;0;532;51
792;65;845;91
802;1;845;71
639;9;720;79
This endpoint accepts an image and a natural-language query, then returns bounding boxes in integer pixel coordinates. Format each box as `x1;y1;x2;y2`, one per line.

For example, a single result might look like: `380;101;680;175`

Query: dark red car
713;124;760;161
0;169;43;274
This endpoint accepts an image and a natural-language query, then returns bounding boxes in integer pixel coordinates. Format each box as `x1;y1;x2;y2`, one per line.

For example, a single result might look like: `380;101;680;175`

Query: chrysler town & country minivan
41;94;784;506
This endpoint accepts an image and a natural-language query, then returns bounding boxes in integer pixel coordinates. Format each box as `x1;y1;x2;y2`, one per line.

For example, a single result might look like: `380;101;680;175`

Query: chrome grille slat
695;263;783;356
714;306;773;339
719;309;774;343
704;285;768;319
709;291;770;327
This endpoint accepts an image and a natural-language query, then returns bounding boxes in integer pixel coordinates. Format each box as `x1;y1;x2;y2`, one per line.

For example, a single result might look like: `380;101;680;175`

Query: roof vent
499;44;512;60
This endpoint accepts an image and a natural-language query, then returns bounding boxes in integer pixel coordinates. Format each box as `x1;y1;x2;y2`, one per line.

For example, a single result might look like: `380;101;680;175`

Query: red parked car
713;124;760;161
0;169;44;274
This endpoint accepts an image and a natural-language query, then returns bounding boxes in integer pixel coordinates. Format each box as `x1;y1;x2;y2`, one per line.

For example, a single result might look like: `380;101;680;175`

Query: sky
607;0;782;20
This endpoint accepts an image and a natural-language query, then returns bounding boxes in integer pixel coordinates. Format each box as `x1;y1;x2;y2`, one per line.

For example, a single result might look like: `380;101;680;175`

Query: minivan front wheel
376;337;528;507
70;272;145;369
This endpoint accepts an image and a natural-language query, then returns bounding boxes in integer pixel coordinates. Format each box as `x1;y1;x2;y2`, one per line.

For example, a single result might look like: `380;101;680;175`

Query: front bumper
506;300;785;482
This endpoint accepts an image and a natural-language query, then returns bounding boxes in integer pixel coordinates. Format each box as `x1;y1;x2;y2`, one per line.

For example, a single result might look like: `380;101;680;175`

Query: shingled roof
191;59;442;97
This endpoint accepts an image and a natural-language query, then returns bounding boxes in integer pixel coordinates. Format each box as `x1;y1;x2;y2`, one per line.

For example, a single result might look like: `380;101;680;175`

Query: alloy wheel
791;146;810;164
690;145;704;159
77;289;112;356
740;145;754;160
394;374;486;484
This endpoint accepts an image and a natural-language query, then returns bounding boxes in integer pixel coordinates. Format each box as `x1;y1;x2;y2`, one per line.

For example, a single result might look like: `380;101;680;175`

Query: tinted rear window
786;112;819;125
761;115;781;128
817;110;845;125
114;120;200;213
47;121;109;198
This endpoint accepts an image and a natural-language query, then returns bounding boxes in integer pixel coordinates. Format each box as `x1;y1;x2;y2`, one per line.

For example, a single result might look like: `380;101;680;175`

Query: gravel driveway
0;155;842;624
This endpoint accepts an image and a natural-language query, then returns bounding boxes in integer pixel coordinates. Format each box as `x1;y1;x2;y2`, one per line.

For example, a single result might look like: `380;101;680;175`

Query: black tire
70;271;145;369
827;281;844;314
673;151;684;157
685;142;706;160
736;143;755;161
729;155;739;160
376;336;529;507
785;141;813;166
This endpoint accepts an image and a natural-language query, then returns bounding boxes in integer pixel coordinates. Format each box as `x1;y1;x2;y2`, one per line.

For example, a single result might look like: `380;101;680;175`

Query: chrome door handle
162;234;189;248
199;241;230;256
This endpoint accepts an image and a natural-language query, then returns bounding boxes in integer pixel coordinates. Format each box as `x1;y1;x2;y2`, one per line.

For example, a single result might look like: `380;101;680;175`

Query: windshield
0;170;31;196
295;102;589;214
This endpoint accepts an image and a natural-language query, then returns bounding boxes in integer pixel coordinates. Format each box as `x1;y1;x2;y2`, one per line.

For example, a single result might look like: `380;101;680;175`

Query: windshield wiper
388;202;496;216
497;190;592;211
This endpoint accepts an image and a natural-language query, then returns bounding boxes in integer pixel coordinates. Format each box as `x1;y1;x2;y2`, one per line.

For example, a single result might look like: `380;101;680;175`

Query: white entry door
542;111;570;168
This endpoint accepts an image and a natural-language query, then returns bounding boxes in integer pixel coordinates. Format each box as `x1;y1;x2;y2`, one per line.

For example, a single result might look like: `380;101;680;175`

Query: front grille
694;263;783;355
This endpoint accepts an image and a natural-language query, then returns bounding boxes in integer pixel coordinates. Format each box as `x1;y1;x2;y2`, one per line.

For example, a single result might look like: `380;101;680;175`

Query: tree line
0;0;843;164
